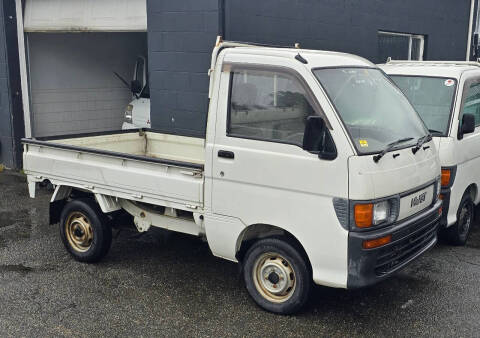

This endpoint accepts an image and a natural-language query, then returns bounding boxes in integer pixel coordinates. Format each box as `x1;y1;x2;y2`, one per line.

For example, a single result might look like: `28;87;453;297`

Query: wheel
444;193;474;246
242;238;311;314
59;198;112;263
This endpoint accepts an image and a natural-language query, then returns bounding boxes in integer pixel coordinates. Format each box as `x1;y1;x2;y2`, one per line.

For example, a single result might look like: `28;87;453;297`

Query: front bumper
347;199;442;289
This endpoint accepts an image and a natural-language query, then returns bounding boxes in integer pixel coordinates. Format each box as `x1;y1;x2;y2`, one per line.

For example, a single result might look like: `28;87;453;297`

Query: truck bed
22;130;205;209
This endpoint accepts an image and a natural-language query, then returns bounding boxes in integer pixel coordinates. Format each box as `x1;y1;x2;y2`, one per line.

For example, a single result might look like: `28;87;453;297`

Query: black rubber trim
440;188;451;227
22;135;204;170
347;199;442;289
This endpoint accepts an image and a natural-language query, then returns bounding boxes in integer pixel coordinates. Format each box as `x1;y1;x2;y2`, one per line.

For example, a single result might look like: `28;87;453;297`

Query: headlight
124;104;133;124
373;201;390;225
354;200;395;229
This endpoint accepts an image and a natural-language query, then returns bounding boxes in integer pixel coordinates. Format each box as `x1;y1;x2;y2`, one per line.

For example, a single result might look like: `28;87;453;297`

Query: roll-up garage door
24;0;147;32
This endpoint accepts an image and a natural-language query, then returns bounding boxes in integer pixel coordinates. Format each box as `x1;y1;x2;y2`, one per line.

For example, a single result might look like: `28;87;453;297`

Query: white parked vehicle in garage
23;40;442;314
380;61;480;245
121;56;151;130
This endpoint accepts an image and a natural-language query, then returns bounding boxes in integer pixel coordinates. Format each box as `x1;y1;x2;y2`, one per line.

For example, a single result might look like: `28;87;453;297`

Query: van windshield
390;76;456;136
313;68;428;154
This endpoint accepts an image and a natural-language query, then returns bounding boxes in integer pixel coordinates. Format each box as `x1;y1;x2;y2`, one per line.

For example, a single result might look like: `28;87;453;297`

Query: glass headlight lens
373;201;390;225
124;104;133;123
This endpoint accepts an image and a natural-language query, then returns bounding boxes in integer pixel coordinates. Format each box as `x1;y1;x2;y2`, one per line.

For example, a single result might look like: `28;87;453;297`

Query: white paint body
380;61;480;227
24;46;441;289
122;97;151;130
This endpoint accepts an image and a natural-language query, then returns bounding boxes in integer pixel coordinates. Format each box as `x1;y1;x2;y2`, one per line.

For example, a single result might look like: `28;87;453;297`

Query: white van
380;61;479;245
23;41;442;314
121;56;151;130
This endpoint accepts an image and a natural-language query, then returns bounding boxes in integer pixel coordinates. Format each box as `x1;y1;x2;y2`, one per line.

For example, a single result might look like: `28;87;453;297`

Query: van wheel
445;193;474;246
242;238;311;314
60;198;112;263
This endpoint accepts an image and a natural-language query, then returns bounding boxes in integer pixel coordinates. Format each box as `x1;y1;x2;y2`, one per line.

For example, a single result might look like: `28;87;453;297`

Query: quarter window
228;69;316;146
461;82;480;127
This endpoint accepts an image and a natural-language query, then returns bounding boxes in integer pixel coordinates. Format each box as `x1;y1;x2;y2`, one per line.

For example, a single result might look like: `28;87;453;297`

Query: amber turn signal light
354;203;373;228
363;235;392;249
441;169;451;187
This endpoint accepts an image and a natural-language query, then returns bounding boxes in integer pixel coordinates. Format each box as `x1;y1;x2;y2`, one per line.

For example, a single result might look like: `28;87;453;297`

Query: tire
59;198;112;263
242;238;311;314
444;193;474;246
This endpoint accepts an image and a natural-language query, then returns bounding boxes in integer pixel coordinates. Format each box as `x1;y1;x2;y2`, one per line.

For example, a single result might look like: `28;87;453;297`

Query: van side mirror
303;116;337;160
458;113;476;140
131;80;142;94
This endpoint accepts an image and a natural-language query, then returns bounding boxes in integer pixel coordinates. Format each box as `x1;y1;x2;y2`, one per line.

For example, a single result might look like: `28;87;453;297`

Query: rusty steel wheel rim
253;252;296;303
65;212;93;253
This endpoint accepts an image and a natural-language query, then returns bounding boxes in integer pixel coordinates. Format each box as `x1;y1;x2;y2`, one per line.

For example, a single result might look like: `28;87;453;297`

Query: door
210;63;350;283
456;79;480;196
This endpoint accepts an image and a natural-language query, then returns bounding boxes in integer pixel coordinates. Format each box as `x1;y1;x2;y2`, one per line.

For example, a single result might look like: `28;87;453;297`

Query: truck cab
23;41;442;314
380;61;480;245
122;56;151;130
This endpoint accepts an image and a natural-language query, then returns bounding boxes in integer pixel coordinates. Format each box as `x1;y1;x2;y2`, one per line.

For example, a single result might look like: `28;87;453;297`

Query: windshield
313;68;428;154
390;76;456;136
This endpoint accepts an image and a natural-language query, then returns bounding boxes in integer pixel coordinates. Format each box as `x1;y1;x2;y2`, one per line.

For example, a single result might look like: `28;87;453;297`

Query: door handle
218;150;235;159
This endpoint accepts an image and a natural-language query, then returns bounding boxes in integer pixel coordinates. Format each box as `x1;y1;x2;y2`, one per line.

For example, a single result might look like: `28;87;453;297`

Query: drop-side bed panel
22;130;205;209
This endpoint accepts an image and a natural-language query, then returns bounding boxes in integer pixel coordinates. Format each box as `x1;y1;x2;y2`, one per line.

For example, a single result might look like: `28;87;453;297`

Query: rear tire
242;238;311;314
444;193;474;246
60;198;112;263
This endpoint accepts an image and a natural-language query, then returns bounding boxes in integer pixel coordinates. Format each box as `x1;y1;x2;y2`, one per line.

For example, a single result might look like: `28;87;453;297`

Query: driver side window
461;82;480;127
228;68;315;146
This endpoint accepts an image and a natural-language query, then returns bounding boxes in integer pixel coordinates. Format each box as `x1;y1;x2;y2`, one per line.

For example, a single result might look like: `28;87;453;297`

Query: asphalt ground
1;171;479;337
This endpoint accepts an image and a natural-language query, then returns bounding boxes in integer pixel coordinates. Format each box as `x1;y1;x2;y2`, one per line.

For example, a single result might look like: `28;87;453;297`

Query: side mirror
303;116;337;160
458;113;476;140
131;80;142;94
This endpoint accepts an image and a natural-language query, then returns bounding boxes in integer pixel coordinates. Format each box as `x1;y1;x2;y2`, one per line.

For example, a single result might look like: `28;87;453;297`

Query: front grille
374;212;438;275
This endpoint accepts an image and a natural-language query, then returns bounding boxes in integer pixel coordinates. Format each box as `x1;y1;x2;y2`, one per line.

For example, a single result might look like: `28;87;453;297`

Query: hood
349;139;440;201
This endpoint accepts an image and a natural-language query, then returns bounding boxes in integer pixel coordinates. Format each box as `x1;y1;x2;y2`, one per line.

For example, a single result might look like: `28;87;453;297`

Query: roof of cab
379;61;480;79
223;46;375;69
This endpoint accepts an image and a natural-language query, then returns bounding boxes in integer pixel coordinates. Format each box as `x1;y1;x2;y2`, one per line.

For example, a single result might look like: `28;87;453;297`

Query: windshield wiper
373;137;414;163
412;134;433;154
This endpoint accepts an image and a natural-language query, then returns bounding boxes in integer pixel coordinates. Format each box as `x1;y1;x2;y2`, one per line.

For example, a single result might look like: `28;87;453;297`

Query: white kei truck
23;40;443;314
380;61;480;246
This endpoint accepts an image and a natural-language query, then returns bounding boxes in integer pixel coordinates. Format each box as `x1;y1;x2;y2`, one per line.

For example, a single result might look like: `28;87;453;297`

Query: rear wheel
242;238;311;314
444;193;474;246
60;198;112;263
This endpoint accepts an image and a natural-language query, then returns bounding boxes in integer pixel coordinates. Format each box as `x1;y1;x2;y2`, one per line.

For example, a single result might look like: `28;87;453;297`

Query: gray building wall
147;0;472;136
225;0;471;63
0;3;14;168
147;0;220;137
